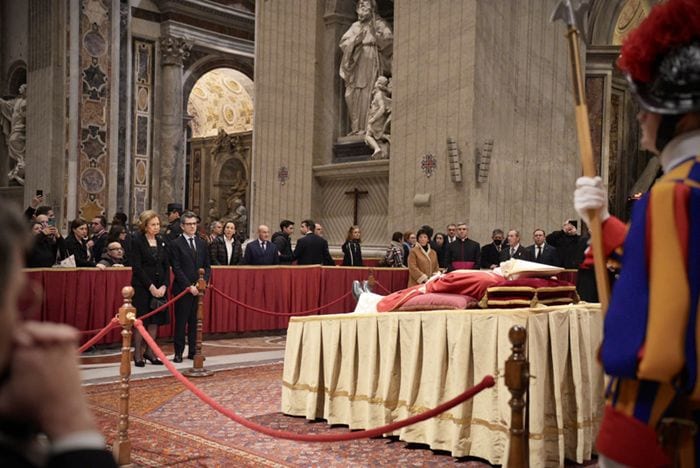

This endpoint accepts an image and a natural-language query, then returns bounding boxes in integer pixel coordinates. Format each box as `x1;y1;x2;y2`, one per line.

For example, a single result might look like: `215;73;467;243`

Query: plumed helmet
617;0;700;115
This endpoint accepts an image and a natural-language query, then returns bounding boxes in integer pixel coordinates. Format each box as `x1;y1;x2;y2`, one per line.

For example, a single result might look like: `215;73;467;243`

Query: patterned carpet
85;363;493;466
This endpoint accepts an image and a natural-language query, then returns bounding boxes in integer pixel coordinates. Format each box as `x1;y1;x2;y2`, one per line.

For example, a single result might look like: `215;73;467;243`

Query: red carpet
85;363;491;466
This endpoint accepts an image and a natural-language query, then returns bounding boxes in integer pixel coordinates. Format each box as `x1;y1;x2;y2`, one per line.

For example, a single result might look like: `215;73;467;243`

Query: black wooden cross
344;187;369;225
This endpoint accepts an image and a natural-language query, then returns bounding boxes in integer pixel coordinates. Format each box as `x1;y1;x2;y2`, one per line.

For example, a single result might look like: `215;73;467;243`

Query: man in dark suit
499;229;527;262
243;225;280;265
480;228;505;269
444;222;480;271
169;211;211;363
164;203;183;243
271;219;294;264
524;229;560;266
294;219;335;265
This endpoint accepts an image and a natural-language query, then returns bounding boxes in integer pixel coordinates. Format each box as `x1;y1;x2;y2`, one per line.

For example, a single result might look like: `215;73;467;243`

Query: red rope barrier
138;288;191;322
78;317;120;354
373;281;392;295
210;286;353;316
135;320;495;442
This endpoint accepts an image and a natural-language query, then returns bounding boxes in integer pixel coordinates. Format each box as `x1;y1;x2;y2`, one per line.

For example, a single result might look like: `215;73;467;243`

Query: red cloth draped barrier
24;266;410;345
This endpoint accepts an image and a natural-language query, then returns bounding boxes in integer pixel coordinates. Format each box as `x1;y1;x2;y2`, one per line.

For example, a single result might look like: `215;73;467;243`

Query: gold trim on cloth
281;304;604;466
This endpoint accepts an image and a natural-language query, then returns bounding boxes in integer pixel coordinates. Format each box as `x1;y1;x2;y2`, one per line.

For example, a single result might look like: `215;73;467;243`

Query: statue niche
212;130;250;238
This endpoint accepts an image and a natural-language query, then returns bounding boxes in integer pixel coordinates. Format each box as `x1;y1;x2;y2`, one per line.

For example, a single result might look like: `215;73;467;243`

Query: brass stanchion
113;286;136;466
183;268;213;377
505;325;529;468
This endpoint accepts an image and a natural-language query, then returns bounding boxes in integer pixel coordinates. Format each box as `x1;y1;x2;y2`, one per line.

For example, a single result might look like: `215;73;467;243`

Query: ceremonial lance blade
551;0;611;312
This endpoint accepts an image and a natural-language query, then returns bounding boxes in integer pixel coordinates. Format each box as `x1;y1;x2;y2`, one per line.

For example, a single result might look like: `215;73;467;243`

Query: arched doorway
586;0;659;220
185;67;254;238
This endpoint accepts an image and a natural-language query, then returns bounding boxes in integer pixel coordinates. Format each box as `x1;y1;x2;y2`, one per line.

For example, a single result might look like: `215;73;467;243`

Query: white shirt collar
660;129;700;173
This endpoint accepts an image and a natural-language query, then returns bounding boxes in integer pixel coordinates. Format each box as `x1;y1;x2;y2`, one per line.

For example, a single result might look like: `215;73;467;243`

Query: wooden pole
113;286;135;466
505;325;529;468
183;268;213;377
564;27;610;312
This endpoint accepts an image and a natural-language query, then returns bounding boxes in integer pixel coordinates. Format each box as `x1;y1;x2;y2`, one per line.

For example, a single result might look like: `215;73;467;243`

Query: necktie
510;247;515;257
536;246;541;260
262;241;266;252
188;237;196;252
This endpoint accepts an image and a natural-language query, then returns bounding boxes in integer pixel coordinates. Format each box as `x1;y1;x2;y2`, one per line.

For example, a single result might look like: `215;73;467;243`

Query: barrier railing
81;276;531;466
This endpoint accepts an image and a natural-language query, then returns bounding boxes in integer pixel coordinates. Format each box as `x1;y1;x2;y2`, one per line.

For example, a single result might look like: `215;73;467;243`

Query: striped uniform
595;151;700;466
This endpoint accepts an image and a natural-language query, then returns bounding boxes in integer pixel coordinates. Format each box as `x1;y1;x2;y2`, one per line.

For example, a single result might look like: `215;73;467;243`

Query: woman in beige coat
407;229;439;287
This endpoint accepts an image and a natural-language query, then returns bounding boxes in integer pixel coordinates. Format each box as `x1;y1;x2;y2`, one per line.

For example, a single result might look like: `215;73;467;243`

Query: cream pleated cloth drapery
281;304;604;467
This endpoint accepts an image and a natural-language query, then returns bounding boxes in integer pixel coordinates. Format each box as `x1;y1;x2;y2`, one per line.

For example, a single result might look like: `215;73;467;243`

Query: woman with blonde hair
130;210;170;367
342;225;363;266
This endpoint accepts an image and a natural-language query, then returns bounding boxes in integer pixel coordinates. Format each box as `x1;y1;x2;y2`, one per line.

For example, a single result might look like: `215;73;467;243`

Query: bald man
243;224;279;265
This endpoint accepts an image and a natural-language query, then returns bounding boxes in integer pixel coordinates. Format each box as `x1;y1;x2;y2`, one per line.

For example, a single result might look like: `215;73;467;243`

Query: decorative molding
313;160;389;182
157;0;254;29
420;153;437;178
160;35;193;66
162;21;254;58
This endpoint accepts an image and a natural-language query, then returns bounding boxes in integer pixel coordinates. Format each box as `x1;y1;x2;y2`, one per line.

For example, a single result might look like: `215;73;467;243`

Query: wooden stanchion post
505;325;529;468
113;286;135;466
183;268;213;377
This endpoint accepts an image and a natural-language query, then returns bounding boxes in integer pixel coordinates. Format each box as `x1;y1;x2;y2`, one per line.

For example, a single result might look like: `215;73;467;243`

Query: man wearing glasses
96;242;128;269
88;215;108;260
169;212;211;363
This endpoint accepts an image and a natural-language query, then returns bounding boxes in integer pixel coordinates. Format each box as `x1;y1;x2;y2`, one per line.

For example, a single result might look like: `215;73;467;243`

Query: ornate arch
183;53;253;111
5;60;27;96
588;0;657;46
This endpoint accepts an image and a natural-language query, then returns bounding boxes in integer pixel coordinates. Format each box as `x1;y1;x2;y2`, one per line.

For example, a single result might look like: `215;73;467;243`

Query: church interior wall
468;0;579;243
1;0;28;93
388;0;478;239
252;0;322;234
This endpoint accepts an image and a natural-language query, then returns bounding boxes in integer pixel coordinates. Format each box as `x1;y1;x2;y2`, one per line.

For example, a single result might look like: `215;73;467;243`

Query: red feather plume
617;0;700;83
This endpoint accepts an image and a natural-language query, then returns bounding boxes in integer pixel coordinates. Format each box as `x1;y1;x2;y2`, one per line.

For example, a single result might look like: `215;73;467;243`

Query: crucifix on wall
344;187;369;225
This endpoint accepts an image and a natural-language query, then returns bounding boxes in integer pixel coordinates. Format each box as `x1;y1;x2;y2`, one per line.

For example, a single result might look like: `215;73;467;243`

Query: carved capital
160;36;192;66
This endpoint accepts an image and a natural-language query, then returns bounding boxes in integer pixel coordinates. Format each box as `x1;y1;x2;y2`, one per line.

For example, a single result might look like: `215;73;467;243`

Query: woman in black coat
341;225;363;266
64;218;95;267
130;210;170;367
209;220;242;265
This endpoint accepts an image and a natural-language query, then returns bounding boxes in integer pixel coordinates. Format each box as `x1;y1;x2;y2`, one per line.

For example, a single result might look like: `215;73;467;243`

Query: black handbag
149;297;167;311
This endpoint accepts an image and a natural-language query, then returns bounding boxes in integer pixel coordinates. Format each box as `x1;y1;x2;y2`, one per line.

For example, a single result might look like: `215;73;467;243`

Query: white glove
574;176;610;224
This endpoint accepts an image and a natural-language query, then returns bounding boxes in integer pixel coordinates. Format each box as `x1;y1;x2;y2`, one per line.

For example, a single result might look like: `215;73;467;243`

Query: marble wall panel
131;38;154;220
77;0;112;221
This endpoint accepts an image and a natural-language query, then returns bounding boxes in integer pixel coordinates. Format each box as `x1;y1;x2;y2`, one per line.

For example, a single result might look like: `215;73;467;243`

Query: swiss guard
573;0;700;466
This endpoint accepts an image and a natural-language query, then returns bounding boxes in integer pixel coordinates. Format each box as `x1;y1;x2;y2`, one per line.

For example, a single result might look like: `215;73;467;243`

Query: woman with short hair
209;220;242;265
407;229;439;287
130;210;170;367
64;218;95;267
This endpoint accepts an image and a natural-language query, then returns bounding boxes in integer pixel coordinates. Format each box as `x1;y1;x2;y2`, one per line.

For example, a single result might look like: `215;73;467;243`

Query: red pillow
397;293;478;311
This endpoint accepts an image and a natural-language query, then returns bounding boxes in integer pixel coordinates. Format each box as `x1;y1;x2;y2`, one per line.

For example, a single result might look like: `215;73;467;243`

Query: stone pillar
157;35;191;213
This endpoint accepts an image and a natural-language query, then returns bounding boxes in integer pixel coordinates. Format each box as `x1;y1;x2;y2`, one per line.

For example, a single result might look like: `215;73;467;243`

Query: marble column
157;35;191;213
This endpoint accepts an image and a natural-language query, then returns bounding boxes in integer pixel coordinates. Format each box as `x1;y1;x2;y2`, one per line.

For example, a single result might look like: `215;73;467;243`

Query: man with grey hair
243;224;279;266
444;222;480;271
499;229;526;261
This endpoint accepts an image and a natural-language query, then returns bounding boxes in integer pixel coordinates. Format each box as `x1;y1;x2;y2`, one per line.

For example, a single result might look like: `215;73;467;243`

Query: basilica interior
0;0;658;249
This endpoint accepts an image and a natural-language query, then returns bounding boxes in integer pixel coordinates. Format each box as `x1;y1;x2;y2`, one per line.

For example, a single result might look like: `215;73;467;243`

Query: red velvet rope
138;288;191;321
78;317;120;354
373;281;392;295
134;320;495;442
210;285;353;316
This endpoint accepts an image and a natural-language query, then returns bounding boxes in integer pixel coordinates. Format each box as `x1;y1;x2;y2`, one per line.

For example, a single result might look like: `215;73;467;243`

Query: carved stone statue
365;76;392;159
0;84;27;185
225;170;248;214
227;197;248;240
207;198;220;223
339;0;393;136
